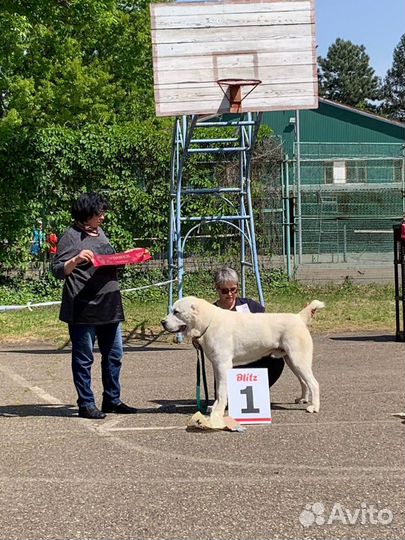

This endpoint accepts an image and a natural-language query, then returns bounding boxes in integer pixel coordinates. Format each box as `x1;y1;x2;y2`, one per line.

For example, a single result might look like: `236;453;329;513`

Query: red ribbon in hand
92;248;152;268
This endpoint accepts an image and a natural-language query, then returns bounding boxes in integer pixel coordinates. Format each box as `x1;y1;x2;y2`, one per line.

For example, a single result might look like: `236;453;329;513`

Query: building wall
263;100;405;157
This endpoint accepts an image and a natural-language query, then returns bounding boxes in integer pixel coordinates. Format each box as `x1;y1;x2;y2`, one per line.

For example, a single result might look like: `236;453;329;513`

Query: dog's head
161;296;202;334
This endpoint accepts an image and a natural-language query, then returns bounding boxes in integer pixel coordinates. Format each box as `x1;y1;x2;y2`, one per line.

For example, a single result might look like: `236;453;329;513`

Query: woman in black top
52;192;137;419
213;266;285;387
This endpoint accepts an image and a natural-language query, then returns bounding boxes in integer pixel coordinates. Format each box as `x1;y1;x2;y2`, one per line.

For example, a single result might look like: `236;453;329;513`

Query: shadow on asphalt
0;349;71;355
123;345;187;352
330;334;397;342
0;402;204;417
0;400;306;418
0;345;186;355
152;399;299;412
150;399;207;415
0;404;77;417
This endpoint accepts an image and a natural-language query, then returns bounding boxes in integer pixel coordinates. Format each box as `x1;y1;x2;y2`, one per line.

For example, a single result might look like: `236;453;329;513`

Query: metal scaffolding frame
168;112;264;310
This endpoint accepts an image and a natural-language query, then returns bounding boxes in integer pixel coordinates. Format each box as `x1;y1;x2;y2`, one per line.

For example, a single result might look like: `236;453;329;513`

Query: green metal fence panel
290;142;404;263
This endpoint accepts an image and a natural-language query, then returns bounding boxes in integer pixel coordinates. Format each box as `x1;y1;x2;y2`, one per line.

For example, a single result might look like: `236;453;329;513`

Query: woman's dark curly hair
71;192;110;223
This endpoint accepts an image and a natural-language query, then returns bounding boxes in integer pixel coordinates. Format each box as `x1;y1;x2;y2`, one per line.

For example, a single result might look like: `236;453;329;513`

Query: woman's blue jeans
68;322;123;408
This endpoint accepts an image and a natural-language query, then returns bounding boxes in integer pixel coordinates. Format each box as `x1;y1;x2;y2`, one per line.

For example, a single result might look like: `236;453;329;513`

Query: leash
191;317;214;414
195;342;209;414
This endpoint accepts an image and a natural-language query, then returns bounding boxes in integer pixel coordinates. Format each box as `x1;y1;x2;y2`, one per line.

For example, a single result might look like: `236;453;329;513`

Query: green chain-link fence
259;142;404;268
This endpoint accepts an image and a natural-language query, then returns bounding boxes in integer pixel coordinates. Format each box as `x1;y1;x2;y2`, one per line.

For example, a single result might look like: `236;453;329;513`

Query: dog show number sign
227;368;272;424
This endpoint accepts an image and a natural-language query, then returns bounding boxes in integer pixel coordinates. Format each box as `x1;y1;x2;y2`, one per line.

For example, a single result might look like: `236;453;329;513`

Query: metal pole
240;116;246;296
168;118;179;311
295;110;303;264
281;161;286;265
246;182;264;304
175;115;199;302
336;220;340;263
176;116;186;300
285;156;292;279
245;112;264;305
401;238;405;342
402;147;405;215
394;227;400;339
343;224;347;263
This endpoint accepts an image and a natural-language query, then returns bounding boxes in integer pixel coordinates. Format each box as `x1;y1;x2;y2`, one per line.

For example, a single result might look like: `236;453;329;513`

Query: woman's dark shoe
101;401;137;414
78;406;106;419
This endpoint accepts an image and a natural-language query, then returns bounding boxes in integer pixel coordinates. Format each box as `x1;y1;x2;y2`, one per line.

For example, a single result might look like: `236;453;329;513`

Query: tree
0;0;155;129
380;34;405;122
318;38;381;110
0;0;171;270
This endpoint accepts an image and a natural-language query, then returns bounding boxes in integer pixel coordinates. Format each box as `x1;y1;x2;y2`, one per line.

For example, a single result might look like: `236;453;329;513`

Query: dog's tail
299;300;325;325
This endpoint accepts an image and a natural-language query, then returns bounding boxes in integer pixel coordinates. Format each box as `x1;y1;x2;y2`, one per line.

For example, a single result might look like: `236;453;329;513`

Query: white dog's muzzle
161;313;187;333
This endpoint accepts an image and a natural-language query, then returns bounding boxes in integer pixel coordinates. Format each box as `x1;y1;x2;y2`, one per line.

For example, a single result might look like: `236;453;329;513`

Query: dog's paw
295;397;309;404
305;405;319;413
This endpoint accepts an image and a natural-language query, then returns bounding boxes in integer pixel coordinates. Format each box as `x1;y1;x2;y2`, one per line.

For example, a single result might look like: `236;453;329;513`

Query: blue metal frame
168;112;264;311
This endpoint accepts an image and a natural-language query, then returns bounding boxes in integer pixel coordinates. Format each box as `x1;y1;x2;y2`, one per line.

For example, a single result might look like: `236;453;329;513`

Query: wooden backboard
150;0;318;117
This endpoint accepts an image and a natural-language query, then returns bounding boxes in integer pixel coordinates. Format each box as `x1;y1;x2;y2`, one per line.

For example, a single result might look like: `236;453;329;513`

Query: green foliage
318;38;381;110
0;0;275;273
0;0;154;128
380;33;405;122
0;267;307;308
0;118;173;269
0;271;62;305
0;0;166;270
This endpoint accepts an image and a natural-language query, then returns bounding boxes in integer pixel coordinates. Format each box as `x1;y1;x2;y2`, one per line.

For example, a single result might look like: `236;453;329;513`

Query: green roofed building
261;98;405;278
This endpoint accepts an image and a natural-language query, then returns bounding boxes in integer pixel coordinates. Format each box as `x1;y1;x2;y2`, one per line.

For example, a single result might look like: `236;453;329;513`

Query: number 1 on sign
240;386;260;413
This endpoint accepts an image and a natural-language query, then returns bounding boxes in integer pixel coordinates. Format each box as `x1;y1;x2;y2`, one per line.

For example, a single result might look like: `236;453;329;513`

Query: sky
174;0;403;79
316;0;405;80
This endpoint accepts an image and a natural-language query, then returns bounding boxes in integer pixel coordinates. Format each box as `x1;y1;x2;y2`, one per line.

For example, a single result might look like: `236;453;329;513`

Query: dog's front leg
211;357;233;417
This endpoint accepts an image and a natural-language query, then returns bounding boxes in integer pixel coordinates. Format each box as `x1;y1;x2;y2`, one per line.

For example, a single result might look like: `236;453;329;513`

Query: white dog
162;296;325;415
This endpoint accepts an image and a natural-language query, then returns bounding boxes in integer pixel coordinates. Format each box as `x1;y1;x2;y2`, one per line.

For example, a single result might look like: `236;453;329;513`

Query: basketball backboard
150;0;318;117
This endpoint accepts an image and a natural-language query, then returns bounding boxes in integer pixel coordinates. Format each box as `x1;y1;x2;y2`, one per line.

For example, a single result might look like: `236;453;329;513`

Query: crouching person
213;266;285;387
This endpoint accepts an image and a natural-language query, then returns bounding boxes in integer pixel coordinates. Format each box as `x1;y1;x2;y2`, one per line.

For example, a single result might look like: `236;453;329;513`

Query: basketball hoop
217;78;262;113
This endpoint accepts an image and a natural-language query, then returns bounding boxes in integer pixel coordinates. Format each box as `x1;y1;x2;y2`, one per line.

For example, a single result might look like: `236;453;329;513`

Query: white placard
235;303;250;313
227;368;272;424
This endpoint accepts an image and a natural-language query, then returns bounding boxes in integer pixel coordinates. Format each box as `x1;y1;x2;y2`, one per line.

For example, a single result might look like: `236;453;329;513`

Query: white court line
270;419;399;426
0;363;65;406
101;426;185;432
0;362;184;433
99;418;123;430
97;419;399;433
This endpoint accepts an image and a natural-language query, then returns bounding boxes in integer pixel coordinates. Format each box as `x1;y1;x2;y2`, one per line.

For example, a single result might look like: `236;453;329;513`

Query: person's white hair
214;266;239;288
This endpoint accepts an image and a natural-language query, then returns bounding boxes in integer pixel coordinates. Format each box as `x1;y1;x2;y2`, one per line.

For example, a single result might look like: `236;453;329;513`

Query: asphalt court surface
0;332;403;540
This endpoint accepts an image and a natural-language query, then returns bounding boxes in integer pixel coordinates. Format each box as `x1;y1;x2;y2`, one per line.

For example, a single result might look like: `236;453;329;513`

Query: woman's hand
64;249;94;275
75;249;94;264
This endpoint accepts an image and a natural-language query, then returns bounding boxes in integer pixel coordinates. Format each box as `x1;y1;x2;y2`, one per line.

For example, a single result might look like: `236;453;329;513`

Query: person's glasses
219;287;237;295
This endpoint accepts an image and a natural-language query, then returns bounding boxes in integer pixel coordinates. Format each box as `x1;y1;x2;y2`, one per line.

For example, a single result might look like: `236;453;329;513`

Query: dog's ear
190;303;199;314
